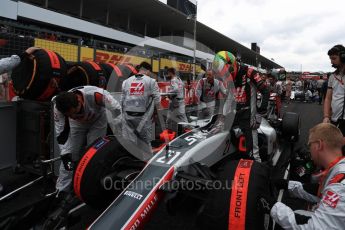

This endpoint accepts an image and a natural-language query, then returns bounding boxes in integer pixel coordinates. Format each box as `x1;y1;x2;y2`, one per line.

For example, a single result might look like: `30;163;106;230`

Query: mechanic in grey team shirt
121;62;161;159
249;81;262;162
195;69;227;119
53;86;121;193
0;47;39;74
260;123;345;229
0;46;39;195
323;44;345;135
165;67;187;131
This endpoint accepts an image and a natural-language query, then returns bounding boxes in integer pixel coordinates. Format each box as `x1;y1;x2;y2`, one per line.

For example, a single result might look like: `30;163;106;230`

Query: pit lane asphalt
72;100;323;230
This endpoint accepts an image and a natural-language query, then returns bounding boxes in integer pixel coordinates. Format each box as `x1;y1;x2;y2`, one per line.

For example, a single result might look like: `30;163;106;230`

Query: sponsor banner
93;50;159;72
160;58;203;74
80;47;94;61
301;75;321;80
34;38;78;62
95;50;150;67
152;59;159;73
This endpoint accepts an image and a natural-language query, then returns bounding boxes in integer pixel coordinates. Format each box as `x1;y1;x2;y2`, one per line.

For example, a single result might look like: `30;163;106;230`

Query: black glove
61;154;75;171
257;196;274;214
273;179;289;190
257;109;267;117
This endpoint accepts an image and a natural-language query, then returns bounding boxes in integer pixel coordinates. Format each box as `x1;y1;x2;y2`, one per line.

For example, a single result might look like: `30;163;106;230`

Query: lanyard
334;75;344;85
317;156;345;197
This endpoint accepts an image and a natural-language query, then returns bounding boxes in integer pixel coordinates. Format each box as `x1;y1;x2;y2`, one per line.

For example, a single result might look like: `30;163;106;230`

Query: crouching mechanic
263;123;345;229
121;62;161;160
212;51;269;159
196;69;227;119
53;85;121;193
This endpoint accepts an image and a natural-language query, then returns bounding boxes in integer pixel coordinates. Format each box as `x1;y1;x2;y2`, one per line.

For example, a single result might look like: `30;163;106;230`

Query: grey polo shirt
328;72;345;121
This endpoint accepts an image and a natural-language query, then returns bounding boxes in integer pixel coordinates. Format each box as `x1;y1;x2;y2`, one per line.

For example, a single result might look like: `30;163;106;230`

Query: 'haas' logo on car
130;82;145;95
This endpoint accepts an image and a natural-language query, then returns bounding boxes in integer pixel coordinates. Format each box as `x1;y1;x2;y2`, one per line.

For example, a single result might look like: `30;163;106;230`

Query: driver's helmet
212;51;238;78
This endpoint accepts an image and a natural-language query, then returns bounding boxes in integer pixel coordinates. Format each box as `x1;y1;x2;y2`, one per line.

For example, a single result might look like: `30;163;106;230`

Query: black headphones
340;50;345;63
333;45;345;63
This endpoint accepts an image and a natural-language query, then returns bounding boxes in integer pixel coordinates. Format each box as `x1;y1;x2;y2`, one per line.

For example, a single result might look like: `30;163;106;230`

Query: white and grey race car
71;106;300;230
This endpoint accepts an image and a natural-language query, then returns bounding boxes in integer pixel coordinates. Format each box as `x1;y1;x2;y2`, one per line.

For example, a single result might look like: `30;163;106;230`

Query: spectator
323;45;345;135
321;74;329;102
268;74;283;96
296;77;303;91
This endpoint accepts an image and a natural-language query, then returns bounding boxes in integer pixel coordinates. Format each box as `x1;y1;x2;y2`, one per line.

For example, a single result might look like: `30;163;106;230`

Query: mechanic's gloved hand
257;195;275;214
61;154;75;171
273;179;289;190
257;109;267;117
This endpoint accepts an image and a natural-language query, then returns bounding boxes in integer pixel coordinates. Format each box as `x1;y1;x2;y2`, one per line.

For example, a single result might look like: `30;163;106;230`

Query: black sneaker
43;192;80;230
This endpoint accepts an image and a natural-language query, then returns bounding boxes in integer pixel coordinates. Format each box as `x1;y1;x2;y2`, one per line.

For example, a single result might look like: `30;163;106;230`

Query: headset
333;45;345;63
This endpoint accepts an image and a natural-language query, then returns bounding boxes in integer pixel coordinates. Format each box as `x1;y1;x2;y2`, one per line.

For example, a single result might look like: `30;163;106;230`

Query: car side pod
282;112;300;142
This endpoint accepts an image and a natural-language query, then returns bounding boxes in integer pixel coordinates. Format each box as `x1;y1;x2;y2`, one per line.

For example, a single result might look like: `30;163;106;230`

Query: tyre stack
11;49;67;101
59;60;107;91
99;63;137;92
11;49;138;100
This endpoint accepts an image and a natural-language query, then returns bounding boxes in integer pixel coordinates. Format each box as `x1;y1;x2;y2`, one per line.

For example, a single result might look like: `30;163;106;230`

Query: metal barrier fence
0;21;206;85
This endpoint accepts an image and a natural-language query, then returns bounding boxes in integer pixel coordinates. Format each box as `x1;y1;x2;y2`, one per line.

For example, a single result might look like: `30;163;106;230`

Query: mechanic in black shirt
212;51;269;158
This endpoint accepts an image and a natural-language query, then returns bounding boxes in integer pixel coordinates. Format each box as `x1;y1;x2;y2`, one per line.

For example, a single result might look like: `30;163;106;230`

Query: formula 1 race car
0;94;300;230
67;109;300;229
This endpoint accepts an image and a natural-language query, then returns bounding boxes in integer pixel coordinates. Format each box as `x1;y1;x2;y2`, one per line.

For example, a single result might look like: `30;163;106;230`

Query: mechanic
0;47;39;74
195;69;227;119
262;123;345;229
212;51;269;158
0;46;39;194
285;75;293;104
323;44;345;135
268;73;283;96
121;61;161;158
53;85;121;193
165;67;187;131
250;81;263;162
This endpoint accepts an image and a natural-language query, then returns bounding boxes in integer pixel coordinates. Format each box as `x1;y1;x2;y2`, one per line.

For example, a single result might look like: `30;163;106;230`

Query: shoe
43;191;80;230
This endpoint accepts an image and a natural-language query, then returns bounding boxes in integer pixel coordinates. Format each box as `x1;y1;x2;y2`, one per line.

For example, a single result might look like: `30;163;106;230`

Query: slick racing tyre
99;63;137;92
282;112;300;142
196;159;272;230
11;49;67;100
73;136;144;208
60;61;107;91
